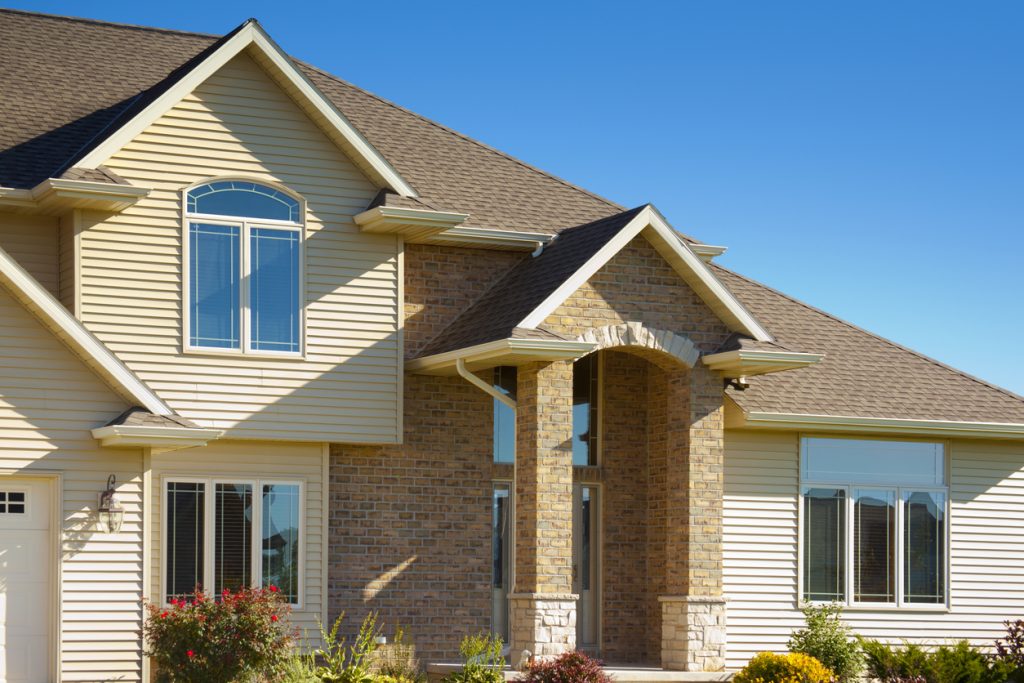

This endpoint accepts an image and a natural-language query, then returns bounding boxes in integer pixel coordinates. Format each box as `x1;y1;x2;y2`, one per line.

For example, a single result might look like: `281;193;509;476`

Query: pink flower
271;615;278;622
268;585;279;593
187;649;195;658
160;611;168;618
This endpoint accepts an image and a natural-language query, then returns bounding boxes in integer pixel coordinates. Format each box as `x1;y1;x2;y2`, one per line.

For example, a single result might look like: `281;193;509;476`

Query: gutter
456;358;516;410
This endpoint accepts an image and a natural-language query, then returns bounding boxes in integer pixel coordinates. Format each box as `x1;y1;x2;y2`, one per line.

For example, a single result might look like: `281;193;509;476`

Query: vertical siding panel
724;430;1024;670
0;284;141;681
91;52;399;443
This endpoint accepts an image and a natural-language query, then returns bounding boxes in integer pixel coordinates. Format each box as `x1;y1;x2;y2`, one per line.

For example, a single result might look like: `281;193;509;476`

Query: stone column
658;364;727;671
510;360;578;658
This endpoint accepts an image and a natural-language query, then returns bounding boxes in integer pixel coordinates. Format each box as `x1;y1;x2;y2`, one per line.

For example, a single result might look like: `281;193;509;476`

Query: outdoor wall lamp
98;474;125;534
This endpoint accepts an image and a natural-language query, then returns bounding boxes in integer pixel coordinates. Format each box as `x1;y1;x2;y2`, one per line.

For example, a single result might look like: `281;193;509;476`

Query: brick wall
404;243;524;357
329;372;495;662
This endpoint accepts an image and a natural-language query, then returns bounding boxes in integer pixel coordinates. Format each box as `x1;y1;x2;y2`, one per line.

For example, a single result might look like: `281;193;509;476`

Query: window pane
214;484;252;594
493;367;517;463
802;438;944;486
803;487;846;601
188;181;299;222
250;228;300;353
492;484;511;642
905;491;946;604
854;488;896;602
262;484;300;604
167;482;205;600
189;223;240;349
572;354;598;467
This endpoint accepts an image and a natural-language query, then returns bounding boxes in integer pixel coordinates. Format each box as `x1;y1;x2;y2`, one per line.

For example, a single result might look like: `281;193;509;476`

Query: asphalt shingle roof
2;9;1022;426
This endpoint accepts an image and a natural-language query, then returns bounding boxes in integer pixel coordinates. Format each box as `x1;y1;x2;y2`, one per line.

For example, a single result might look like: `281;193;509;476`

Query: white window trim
182;183;307;359
797;436;951;612
161;477;305;609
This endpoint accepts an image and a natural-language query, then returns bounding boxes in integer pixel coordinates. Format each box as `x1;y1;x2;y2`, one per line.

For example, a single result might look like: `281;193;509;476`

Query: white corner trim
73;23;416;197
517;205;772;342
406;337;596;374
736;411;1024;440
91;424;224;452
0;243;172;415
702;349;824;376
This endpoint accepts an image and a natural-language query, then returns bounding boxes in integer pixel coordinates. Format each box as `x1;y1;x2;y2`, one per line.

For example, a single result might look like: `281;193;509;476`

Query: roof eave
0;178;150;214
407;338;597;376
354;206;469;241
91;424;224;453
729;409;1024;441
703;349;824;378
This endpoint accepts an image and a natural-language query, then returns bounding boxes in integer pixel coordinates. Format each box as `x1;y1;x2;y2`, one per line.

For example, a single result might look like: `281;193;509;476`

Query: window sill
183;347;307;361
805;601;949;613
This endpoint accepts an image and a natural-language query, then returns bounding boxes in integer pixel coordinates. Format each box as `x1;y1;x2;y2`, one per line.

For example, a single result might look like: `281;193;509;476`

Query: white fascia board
406;338;597;374
74;23;416;198
91;424;224;452
32;178;150;201
517;205;773;341
736;411;1024;440
354;206;469;233
422;227;554;250
0;244;172;415
702;349;824;376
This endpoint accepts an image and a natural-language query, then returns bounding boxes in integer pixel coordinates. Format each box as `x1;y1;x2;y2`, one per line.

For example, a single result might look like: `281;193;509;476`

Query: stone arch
576;322;699;369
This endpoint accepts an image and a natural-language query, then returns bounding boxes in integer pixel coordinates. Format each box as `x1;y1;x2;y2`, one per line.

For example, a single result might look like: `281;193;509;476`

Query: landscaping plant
787;602;863;682
311;612;382;683
861;638;1016;683
374;626;426;683
517;650;611;683
733;651;833;683
997;620;1024;670
441;633;505;683
143;585;293;683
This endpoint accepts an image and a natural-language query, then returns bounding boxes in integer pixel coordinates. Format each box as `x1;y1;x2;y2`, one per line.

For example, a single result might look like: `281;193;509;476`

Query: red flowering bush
517;651;611;683
143;586;293;682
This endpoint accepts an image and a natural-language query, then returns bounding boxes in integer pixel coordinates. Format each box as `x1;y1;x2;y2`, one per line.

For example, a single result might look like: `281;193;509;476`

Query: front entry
573;484;600;653
0;477;52;683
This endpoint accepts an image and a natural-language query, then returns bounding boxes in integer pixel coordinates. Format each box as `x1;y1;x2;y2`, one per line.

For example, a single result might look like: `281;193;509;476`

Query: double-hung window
185;180;303;355
164;478;303;606
800;437;948;607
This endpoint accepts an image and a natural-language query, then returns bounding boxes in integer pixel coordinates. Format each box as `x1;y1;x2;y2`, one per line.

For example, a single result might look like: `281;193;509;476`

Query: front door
572;484;600;652
0;478;52;683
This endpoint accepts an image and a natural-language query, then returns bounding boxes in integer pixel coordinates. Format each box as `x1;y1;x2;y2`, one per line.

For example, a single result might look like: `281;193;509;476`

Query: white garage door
0;479;51;683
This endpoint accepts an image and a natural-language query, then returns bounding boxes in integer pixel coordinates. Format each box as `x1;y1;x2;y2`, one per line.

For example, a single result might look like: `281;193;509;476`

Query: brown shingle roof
717;266;1024;423
0;8;621;233
3;9;1022;426
105;407;202;429
418;207;646;357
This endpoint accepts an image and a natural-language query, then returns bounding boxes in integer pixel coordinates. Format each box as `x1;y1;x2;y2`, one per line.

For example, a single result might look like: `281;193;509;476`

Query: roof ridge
0;7;221;39
296;59;625;215
715;264;1024;406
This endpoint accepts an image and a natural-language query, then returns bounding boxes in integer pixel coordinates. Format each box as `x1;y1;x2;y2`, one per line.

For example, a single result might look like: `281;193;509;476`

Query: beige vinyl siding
0;211;59;296
89;51;399;442
0;282;142;681
723;429;1024;669
149;440;326;637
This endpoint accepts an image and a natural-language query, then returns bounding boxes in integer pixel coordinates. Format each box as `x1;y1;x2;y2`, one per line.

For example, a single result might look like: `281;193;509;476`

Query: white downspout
454;357;517;650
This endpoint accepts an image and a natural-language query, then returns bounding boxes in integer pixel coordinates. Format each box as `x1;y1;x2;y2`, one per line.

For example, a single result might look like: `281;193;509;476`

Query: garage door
0;479;51;683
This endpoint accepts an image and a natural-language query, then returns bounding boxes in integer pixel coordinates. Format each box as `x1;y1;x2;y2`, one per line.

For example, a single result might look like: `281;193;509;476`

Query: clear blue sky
10;0;1024;396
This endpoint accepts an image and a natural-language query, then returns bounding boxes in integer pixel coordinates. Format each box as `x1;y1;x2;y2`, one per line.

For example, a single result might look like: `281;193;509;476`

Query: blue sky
11;1;1024;395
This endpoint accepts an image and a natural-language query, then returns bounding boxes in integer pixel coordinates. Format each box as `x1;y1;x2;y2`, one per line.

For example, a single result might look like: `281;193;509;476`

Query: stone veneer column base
659;595;727;672
508;593;579;659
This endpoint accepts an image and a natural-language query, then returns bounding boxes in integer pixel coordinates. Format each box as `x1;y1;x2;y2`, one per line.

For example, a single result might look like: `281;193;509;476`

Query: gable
81;52;403;443
539;234;733;352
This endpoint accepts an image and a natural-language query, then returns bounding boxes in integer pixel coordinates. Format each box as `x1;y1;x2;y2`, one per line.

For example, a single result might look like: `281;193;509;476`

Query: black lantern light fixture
98;474;125;534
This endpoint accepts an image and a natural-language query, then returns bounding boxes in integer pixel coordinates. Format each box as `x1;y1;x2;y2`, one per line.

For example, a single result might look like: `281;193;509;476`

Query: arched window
185;181;303;354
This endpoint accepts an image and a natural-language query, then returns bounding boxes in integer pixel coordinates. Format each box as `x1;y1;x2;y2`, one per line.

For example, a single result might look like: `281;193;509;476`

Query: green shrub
787;603;863;682
143;586;293;683
861;638;1017;683
517;650;611;683
733;652;833;683
441;633;505;683
310;612;382;683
